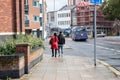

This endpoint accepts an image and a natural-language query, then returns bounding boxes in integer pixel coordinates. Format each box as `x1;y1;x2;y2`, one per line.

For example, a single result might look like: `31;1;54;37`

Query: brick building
0;0;25;39
69;0;114;36
0;0;44;39
75;1;113;36
25;0;42;37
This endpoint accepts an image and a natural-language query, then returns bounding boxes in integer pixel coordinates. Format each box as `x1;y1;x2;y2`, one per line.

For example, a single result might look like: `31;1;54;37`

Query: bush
0;34;44;55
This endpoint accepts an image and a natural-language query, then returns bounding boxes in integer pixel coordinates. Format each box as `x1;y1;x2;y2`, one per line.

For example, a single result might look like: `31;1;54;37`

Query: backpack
49;39;52;45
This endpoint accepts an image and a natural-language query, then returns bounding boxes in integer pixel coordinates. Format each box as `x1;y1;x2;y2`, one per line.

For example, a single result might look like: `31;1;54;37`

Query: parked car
97;32;106;37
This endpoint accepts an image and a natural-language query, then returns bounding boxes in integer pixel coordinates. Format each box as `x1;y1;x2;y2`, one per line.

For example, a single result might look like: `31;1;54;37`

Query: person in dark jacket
58;31;65;57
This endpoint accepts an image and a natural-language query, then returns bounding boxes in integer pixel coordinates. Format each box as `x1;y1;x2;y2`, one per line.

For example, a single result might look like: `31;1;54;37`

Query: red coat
50;36;59;50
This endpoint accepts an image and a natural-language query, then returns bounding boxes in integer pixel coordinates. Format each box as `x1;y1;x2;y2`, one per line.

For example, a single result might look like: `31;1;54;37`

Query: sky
46;0;68;12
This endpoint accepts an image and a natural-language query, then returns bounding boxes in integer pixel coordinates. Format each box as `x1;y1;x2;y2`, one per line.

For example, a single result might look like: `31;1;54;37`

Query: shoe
61;54;63;57
58;54;60;57
52;55;54;57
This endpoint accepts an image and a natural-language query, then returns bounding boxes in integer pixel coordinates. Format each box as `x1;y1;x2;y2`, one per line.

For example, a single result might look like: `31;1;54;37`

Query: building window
25;14;29;20
39;17;42;26
32;0;40;7
51;16;54;21
33;16;40;22
40;4;42;13
32;31;37;37
24;0;28;5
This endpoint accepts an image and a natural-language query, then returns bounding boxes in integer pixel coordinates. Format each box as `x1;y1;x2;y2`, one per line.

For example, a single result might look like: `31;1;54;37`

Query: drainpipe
19;0;22;33
12;0;17;38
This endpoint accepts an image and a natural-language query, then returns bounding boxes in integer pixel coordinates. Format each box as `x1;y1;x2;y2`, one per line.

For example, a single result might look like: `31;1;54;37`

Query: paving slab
15;54;119;80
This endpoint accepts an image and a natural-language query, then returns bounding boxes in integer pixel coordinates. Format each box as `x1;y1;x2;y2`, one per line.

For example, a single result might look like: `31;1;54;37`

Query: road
65;37;120;73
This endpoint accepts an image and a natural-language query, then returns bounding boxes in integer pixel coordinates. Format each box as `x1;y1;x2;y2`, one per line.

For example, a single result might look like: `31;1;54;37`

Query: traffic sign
90;0;103;67
90;0;102;4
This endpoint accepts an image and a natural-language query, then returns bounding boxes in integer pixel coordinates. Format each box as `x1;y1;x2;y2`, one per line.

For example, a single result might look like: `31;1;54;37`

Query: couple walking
49;32;65;57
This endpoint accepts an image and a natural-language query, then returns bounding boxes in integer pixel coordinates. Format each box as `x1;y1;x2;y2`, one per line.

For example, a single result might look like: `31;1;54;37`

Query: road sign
90;0;102;4
90;0;103;67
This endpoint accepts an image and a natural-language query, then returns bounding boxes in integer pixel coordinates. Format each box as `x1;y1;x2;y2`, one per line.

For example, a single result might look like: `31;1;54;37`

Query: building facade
74;1;113;36
47;11;57;28
0;0;45;39
25;0;42;37
57;5;75;29
68;0;113;36
57;10;71;29
68;0;88;6
0;0;25;39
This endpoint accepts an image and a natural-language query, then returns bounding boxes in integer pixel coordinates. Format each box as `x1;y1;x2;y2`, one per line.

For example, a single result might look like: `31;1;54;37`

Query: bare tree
113;18;120;36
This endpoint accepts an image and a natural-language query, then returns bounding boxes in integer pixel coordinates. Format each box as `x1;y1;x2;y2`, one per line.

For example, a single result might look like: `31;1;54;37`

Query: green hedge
0;34;44;55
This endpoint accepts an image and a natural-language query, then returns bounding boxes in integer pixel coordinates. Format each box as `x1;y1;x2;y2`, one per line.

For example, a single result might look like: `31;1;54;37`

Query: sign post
90;0;102;66
42;0;44;40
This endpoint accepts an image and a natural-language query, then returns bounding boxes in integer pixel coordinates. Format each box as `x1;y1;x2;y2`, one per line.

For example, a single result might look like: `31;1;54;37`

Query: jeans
58;44;63;55
51;49;57;57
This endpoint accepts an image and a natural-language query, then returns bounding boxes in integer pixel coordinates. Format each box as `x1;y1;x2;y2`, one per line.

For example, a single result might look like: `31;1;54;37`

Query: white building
57;10;71;29
57;5;75;29
47;11;57;28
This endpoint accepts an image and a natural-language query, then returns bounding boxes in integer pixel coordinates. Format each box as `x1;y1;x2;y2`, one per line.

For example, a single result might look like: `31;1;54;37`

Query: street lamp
54;0;55;11
54;0;56;28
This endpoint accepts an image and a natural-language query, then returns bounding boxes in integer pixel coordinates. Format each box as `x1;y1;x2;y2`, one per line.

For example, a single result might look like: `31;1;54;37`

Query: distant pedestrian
58;31;65;57
49;33;59;57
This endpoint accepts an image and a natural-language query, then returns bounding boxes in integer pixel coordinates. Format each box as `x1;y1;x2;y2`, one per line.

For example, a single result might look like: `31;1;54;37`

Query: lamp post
54;0;56;28
54;0;55;11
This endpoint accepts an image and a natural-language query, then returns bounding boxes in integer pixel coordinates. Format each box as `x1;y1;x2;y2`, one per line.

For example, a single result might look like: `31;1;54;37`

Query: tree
100;0;120;35
113;18;120;36
100;0;120;20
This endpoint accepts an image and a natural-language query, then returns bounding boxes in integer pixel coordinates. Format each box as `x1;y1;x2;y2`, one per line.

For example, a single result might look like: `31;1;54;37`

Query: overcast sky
46;0;68;12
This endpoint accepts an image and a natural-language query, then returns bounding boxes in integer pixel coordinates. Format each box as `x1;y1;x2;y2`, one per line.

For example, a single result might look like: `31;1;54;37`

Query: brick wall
0;0;25;35
0;44;43;79
15;0;25;33
16;44;30;74
0;54;25;79
28;0;40;29
0;0;14;32
16;44;43;74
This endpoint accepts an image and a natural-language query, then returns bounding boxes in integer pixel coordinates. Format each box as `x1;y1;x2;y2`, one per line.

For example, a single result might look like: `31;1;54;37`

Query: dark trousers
51;49;57;57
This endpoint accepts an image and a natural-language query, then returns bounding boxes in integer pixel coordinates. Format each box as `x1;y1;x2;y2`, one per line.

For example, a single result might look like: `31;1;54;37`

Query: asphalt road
64;37;120;72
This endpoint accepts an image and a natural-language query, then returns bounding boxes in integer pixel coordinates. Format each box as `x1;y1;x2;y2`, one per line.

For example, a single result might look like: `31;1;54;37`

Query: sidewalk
18;40;119;80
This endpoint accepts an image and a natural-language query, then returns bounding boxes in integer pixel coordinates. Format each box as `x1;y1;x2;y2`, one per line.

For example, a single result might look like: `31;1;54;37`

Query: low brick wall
30;48;43;69
0;54;25;79
16;44;44;74
0;44;43;79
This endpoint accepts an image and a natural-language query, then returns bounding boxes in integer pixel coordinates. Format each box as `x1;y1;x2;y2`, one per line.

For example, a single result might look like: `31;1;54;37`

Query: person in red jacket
49;33;59;57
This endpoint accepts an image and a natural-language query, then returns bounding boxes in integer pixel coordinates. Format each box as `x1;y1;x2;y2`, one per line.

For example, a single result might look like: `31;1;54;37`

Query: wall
28;0;40;29
57;10;71;29
0;0;14;33
0;0;25;38
0;54;25;79
0;44;43;79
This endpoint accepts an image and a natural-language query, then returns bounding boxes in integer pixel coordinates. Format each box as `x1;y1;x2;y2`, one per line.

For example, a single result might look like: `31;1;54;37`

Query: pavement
16;39;120;80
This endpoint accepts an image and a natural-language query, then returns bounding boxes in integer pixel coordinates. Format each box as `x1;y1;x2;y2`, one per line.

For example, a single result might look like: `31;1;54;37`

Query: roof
47;11;57;13
76;1;89;7
59;5;76;11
